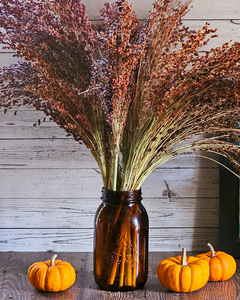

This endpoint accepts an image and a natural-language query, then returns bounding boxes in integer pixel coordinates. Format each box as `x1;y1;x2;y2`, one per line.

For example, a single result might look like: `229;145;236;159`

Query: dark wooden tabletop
0;252;239;300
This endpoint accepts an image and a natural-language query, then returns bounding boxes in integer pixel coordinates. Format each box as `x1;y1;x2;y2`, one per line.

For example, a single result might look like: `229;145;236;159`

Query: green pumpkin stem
207;243;216;258
50;254;58;267
181;248;188;266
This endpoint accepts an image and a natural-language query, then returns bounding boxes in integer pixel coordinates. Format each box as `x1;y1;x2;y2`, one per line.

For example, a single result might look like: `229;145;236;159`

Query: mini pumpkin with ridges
197;243;236;281
157;248;209;293
28;254;76;292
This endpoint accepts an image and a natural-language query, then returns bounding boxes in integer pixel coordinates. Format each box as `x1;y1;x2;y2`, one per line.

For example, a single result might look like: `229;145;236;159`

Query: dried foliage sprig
0;0;239;191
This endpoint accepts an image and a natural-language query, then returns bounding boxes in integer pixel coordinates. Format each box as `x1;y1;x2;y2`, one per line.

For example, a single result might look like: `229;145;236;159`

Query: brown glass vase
94;188;149;291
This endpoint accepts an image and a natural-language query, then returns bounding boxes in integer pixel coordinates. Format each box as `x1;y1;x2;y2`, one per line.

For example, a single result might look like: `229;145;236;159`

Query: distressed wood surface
0;228;219;252
0;197;218;228
0;108;219;251
0;167;219;199
0;139;218;169
0;252;239;300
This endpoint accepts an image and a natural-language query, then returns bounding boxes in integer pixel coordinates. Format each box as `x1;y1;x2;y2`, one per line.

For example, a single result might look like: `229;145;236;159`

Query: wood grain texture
0;252;239;300
0;197;218;228
0;137;219;169
0;228;219;252
0;167;219;199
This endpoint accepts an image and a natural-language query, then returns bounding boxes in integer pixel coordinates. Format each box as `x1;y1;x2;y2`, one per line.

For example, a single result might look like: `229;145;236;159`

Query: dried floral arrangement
0;0;239;192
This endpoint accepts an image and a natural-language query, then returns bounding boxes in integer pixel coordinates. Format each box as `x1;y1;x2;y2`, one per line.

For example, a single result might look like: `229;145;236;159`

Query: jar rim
101;188;142;203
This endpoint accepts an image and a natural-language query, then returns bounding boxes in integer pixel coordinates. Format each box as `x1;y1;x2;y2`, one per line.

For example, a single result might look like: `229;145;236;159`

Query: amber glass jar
94;188;149;291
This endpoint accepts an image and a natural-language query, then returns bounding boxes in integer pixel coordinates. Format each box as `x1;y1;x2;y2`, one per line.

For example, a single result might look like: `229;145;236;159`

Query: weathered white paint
0;139;218;169
0;167;219;199
0;198;218;228
0;0;238;252
0;228;218;252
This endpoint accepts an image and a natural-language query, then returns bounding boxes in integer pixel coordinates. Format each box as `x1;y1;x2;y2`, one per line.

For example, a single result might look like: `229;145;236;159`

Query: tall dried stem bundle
0;0;239;192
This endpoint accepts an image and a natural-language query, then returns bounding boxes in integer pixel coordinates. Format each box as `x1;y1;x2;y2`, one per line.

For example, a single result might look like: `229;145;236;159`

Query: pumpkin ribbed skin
197;243;237;281
157;249;209;293
28;254;76;292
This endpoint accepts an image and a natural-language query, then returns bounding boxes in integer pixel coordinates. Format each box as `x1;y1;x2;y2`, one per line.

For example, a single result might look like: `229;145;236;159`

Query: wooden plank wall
0;0;239;252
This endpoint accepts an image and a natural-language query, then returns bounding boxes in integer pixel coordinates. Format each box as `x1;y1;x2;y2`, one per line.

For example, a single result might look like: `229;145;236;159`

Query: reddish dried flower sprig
0;0;239;191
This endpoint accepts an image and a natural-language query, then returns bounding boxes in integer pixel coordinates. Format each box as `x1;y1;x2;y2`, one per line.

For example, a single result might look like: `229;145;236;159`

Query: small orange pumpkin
28;254;76;292
196;243;236;281
157;248;209;293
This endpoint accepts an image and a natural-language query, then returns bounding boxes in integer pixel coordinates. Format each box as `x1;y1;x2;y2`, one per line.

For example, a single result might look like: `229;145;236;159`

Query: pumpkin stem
207;243;216;257
50;254;58;267
180;248;188;266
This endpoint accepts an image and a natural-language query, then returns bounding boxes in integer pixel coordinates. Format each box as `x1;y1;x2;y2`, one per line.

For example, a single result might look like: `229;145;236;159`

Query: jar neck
101;188;142;203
